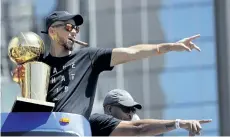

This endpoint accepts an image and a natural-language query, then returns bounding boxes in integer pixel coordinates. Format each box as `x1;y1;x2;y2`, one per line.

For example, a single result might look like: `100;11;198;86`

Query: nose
70;29;77;37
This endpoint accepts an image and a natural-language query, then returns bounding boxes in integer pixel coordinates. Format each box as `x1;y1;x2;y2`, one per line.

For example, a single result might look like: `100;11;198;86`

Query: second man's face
111;104;136;121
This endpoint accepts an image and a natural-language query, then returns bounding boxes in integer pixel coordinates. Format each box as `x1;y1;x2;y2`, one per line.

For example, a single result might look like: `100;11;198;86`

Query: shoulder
77;47;100;52
79;48;114;63
89;113;122;136
89;113;120;124
89;113;111;121
72;47;105;56
82;47;114;54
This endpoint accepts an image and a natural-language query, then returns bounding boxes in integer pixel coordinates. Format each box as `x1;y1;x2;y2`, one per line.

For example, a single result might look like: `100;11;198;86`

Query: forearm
132;119;176;136
129;43;172;55
111;34;201;66
111;43;172;66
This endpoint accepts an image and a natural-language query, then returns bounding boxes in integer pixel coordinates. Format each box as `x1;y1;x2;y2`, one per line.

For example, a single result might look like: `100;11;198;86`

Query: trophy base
11;97;55;112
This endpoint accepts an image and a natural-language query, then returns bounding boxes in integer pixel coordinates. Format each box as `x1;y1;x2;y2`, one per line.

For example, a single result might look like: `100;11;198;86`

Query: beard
63;39;74;51
56;34;74;51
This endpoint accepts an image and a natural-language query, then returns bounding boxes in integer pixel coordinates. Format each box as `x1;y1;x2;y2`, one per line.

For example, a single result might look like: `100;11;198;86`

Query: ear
48;27;56;38
105;105;112;114
108;106;112;113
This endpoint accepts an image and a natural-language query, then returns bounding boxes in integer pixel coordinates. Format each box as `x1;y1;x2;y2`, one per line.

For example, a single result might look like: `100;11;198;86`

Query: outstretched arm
110;119;212;136
110;34;201;66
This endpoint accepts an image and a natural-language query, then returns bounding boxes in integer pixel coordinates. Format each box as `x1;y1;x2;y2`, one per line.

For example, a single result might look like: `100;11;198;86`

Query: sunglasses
113;104;136;114
51;23;79;33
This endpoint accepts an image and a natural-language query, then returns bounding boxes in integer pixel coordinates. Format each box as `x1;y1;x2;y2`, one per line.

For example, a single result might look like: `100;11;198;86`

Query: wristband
175;119;181;129
156;45;162;54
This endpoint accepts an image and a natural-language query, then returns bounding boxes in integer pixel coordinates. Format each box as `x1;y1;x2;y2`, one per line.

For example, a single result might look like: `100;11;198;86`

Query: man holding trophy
12;11;201;119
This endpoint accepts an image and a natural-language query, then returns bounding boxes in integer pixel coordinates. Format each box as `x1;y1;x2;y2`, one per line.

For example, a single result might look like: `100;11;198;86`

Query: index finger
199;119;212;124
188;34;201;41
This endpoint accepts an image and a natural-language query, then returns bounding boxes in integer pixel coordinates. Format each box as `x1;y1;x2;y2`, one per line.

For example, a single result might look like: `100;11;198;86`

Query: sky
159;0;218;135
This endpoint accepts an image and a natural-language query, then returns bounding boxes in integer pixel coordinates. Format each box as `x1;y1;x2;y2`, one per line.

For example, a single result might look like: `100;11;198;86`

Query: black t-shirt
41;47;114;119
89;113;121;136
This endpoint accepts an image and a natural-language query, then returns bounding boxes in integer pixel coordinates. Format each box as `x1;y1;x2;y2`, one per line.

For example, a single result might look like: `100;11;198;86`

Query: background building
1;0;230;135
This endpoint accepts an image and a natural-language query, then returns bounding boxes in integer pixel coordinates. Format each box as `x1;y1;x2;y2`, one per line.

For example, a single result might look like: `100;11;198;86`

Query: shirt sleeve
89;113;121;136
87;47;114;73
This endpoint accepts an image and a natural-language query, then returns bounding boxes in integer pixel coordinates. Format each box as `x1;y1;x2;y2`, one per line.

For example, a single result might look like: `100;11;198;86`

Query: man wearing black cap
89;89;212;136
13;11;201;119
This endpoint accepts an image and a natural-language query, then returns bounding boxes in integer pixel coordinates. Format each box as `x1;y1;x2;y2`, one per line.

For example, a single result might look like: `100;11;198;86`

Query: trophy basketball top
8;32;45;65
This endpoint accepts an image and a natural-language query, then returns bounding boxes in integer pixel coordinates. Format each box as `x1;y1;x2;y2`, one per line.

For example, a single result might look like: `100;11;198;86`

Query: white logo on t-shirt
50;62;76;100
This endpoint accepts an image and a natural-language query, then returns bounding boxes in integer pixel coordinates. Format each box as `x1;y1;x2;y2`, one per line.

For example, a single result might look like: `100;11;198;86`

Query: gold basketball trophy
8;32;54;112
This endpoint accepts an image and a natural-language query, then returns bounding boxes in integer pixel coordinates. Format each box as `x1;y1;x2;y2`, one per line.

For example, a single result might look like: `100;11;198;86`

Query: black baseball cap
103;89;142;109
41;11;84;34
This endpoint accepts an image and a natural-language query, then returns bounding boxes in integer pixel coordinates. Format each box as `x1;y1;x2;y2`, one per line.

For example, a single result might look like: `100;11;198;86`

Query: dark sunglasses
113;104;136;114
51;23;79;33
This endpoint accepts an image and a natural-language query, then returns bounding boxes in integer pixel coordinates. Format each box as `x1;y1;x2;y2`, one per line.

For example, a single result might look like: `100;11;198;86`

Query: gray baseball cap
103;89;142;109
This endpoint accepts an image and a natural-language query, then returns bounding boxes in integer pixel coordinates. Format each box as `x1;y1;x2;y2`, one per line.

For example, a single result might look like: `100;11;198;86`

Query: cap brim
41;31;48;34
119;100;142;109
59;14;83;26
